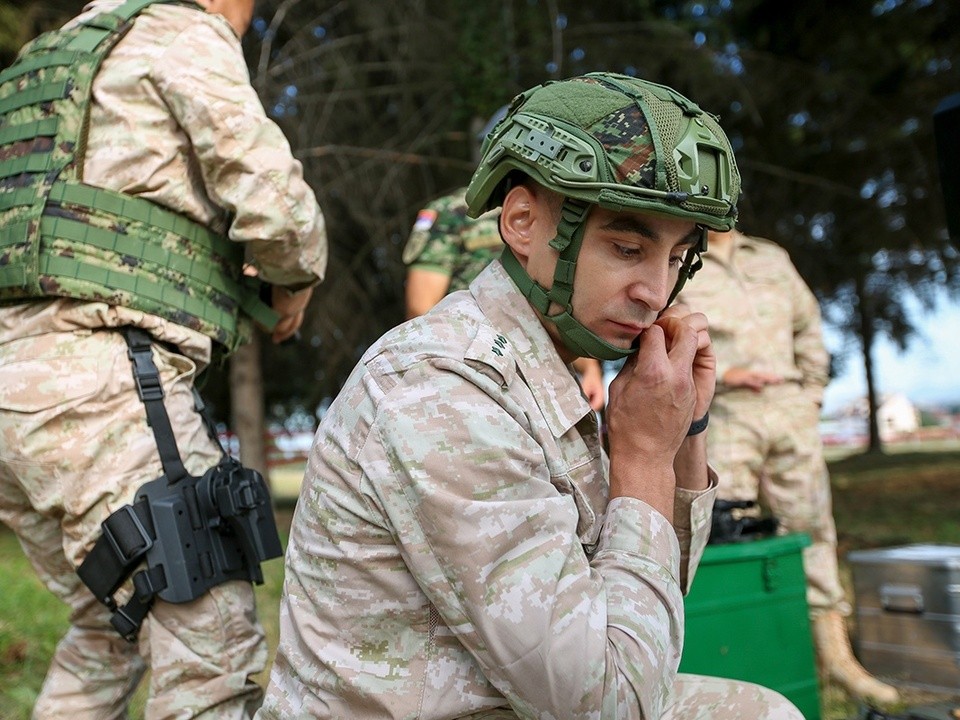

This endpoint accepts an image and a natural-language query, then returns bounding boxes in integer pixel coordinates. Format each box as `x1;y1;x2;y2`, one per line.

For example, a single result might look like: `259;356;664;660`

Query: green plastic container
679;533;821;720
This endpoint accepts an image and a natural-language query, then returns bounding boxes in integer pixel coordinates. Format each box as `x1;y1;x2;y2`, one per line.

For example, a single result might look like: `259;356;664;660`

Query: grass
0;544;70;717
3;446;960;719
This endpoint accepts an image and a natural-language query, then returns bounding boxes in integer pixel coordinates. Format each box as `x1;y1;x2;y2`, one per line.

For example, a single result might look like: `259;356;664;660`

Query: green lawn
2;446;960;719
0;543;70;716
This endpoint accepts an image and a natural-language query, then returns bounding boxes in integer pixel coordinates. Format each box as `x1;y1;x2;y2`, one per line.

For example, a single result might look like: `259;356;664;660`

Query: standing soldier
676;227;899;706
403;107;513;320
403;188;505;317
0;0;327;717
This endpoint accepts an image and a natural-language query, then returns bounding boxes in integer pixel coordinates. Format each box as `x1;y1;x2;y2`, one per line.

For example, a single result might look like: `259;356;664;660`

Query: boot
811;611;900;706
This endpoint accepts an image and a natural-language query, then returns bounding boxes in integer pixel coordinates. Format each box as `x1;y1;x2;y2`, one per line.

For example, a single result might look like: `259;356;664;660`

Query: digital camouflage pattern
676;231;847;614
0;328;267;718
3;3;248;352
0;0;327;716
0;0;326;356
576;86;657;189
258;261;802;720
675;233;829;404
402;187;502;292
468;73;740;229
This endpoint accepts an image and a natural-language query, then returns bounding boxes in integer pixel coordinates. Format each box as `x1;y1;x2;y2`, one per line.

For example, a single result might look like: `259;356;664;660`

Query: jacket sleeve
153;18;327;289
363;362;688;720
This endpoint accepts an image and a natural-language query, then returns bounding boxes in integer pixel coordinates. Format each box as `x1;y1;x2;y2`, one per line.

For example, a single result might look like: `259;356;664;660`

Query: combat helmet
465;72;741;360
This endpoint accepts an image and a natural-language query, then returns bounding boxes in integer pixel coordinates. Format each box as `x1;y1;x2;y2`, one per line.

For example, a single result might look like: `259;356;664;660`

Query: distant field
2;444;959;719
269;461;306;503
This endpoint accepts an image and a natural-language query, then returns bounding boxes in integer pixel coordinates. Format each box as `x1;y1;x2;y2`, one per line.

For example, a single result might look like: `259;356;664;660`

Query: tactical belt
78;328;282;641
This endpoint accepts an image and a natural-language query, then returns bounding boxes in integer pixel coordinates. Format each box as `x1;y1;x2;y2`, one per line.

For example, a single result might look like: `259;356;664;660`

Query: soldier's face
501;183;698;357
545;206;699;353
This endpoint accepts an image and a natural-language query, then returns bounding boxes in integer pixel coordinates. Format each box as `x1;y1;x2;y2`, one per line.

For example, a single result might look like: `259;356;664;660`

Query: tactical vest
0;0;276;353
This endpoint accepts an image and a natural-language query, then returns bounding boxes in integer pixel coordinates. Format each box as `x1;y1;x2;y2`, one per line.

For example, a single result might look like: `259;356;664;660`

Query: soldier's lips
608;321;647;335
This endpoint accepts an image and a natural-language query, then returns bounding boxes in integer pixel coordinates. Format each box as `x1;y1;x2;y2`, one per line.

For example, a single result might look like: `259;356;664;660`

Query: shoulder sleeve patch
413;208;438;231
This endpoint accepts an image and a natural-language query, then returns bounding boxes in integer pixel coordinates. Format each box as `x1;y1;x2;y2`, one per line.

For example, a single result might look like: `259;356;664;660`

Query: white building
876;393;920;439
826;393;920;442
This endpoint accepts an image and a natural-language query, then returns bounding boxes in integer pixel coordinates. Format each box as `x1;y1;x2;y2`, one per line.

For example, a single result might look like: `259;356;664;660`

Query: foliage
0;0;80;67
225;0;960;420
719;0;960;352
0;3;23;67
6;1;958;429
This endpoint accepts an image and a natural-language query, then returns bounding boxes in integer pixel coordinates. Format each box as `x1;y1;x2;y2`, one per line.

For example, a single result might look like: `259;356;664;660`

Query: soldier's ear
499;184;538;262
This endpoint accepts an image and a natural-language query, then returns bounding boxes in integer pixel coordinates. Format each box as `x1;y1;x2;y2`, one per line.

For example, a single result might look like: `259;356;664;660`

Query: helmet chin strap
500;198;635;361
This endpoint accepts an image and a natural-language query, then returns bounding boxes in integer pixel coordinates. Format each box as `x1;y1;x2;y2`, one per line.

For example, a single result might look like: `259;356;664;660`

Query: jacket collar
470;261;593;438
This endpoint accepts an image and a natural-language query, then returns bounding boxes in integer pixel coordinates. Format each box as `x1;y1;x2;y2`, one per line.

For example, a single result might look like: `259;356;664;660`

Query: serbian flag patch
413;209;438;231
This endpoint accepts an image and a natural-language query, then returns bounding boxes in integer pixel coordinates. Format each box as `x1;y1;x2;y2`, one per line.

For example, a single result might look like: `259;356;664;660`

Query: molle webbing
0;0;274;352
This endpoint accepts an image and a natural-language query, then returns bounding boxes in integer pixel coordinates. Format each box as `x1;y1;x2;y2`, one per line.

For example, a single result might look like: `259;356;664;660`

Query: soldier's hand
573;357;606;411
658;306;715;419
723;367;784;392
606;319;699;511
271;285;313;344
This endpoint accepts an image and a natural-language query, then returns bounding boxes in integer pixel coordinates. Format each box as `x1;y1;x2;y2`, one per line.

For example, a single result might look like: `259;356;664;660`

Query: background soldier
0;0;326;716
676;227;899;706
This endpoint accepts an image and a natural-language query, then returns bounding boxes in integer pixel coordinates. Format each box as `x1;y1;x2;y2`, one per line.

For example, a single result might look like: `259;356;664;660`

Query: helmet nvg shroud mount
465;72;741;360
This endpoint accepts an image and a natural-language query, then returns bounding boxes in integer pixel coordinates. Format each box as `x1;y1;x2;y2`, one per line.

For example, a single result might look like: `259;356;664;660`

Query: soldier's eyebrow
598;217;700;248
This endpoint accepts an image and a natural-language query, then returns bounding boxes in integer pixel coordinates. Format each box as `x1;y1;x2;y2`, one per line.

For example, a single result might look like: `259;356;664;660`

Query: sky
821;296;960;415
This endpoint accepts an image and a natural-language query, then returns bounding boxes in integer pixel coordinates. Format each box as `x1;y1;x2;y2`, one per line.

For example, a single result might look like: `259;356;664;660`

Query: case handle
880;583;924;613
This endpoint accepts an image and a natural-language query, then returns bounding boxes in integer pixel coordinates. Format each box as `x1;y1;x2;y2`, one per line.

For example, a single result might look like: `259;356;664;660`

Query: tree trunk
856;273;884;453
229;332;270;480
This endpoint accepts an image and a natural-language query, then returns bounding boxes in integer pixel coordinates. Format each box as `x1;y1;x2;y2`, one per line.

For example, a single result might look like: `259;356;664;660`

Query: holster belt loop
77;497;155;602
120;327;189;483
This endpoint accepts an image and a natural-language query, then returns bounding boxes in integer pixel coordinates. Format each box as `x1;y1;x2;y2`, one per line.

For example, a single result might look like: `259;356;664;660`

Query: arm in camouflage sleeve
788;260;830;405
154;18;327;289
403;198;465;276
403;199;461;317
365;364;688;720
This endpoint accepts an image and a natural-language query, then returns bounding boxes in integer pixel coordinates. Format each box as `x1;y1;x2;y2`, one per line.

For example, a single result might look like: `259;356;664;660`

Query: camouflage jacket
259;261;716;720
402;187;502;292
676;231;830;407
0;0;327;364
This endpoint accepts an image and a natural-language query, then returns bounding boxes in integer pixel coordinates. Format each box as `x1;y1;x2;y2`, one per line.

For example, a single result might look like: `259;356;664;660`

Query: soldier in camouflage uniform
402;187;504;313
258;74;802;719
403;188;606;410
675;228;899;706
0;0;327;717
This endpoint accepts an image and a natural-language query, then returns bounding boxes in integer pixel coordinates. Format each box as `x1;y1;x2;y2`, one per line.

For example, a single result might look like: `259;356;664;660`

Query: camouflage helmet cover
465;73;740;229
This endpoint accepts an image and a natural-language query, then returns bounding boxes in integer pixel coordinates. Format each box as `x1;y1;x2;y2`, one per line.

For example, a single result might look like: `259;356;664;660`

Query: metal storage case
680;533;821;720
848;544;960;693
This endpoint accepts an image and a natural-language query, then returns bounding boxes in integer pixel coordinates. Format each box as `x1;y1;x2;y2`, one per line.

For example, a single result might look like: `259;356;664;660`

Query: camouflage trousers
707;384;849;615
666;673;803;719
451;674;803;719
0;328;267;719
